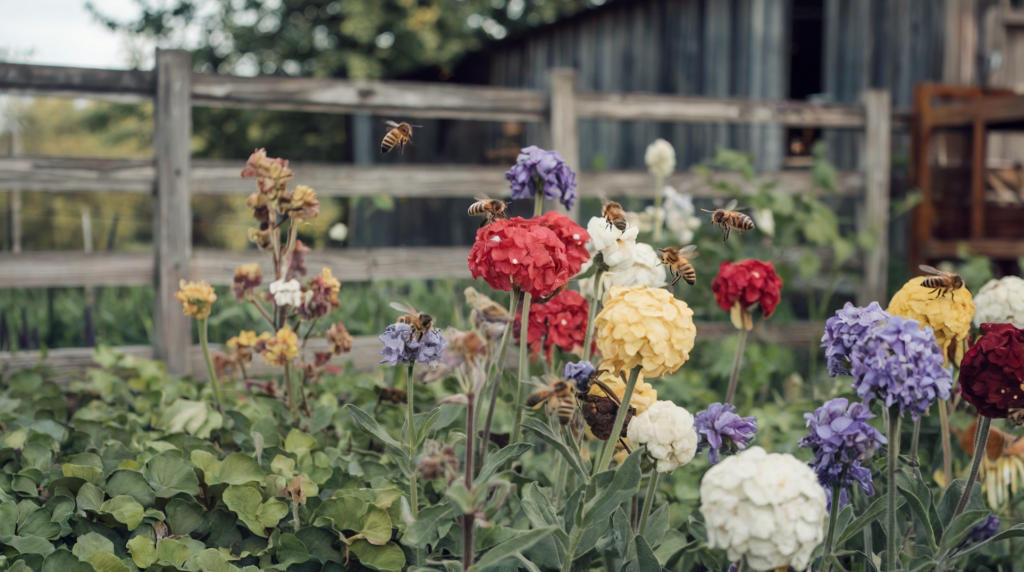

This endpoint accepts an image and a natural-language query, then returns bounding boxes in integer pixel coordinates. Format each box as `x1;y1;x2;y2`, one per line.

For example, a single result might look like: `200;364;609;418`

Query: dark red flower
711;259;783;318
468;217;571;298
514;289;592;360
959;323;1024;418
537;211;590;277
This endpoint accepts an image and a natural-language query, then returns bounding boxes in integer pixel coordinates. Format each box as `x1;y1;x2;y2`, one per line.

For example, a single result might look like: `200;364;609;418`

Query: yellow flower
887;277;976;366
227;330;265;349
594;285;696;378
321;268;341;296
261;326;300;367
587;364;657;414
174;280;217;320
280;185;320;221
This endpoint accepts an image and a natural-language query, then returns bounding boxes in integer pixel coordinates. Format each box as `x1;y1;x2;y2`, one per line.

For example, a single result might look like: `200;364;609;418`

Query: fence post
860;89;891;306
153;49;193;374
548;68;580;220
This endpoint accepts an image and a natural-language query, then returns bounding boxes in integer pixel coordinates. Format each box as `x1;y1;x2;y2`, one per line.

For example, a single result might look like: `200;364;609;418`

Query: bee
658;244;700;287
464;287;510;323
919;265;966;300
601;199;628;232
376;387;408;405
380;121;421;154
468;195;508;227
390;302;435;341
525;375;577;425
701;199;754;242
1008;409;1024;427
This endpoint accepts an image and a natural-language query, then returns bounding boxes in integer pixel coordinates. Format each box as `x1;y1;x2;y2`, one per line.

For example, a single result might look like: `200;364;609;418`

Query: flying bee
464;287;510;323
525;375;577;426
376;386;408;405
468;195;508;227
601;199;628;232
919;265;966;300
658;244;700;287
1009;409;1024;427
390;302;435;341
380;121;421;154
701;199;754;242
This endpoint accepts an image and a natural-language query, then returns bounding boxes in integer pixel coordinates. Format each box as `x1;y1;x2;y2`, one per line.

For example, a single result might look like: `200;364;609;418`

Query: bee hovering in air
380;121;421;154
526;375;578;426
468;195;508;227
919;265;966;300
390;302;435;341
702;199;754;242
601;199;628;232
376;386;408;405
658;244;700;286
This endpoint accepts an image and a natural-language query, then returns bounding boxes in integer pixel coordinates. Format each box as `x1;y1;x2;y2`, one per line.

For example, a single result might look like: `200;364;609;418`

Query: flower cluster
821;302;889;377
958;323;1024;418
467;217;571;298
798;398;886;508
297;268;341;320
270;278;303;307
505;146;577;209
315;322;354;366
515;289;590;360
887;276;975;366
586;216;639;272
626;401;699;473
231;263;262;301
379;322;448;367
174;280;217;320
278;184;320;221
663;186;703;244
645;138;676;179
594;286;696;378
564;360;596;391
537;211;590;276
711;260;783;327
241;149;321;244
260;326;299;367
973;276;1024;328
694;402;758;465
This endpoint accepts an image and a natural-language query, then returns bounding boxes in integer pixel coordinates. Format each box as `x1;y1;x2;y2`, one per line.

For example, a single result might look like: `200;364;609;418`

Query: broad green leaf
73;532;114;561
401;503;457;549
0;500;17;540
43;548;94;572
314;496;369;533
295;526;343;564
936;479;984;529
271;455;296;476
191;451;265;486
344;405;409;464
520;484;558;530
350;540;406;572
939;510;989;550
18;507;62;539
652;530;693;567
273;533;310;570
104;470;155;509
62;463;103;483
85;552;129;572
954;523;1024;558
472;527;556;571
2;428;28;448
644;502;670;549
143;452;200;498
45;496;75;526
8;535;56;556
165;498;203;536
22;442;53;472
194;549;235;572
476;443;532;485
836;494;903;546
360;506;393;546
284;429;316;453
521;418;587;482
897;471;937;550
635;535;659;572
222;485;287;537
127;536;158;569
99;495;145;530
156;399;223;438
156;538;193;567
582;449;642;526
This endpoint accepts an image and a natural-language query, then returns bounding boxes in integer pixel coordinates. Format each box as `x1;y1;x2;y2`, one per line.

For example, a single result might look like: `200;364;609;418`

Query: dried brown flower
326;323;354;355
581;393;635;441
232;263;263;301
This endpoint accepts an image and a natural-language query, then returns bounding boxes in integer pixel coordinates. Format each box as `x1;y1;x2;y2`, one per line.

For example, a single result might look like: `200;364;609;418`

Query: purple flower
850;314;952;420
799;398;886;509
564;360;595;390
505;146;578;210
968;515;1000;543
379;323;448;367
822;302;889;377
694;403;757;465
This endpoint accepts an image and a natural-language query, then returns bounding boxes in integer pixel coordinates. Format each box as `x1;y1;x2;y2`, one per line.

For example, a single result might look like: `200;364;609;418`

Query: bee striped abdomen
381;131;404;153
733;213;755;230
680;262;697;285
552;397;576;425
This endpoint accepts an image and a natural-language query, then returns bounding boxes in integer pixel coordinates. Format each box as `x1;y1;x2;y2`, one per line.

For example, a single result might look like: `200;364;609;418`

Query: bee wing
918;265;950;277
384;120;400;129
389;301;418;314
474;194;492;201
724;199;739;212
680;244;698;256
540;373;561;386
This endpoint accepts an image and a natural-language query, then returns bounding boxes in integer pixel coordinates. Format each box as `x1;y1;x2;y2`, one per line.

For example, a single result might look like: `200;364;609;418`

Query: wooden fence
0;50;891;375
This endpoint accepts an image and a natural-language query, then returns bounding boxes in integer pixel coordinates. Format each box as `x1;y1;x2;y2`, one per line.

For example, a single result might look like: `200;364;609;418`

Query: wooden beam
859;90;892;306
929;94;1024;127
575;92;866;127
924;239;1024;259
0;62;154;102
548;69;580;219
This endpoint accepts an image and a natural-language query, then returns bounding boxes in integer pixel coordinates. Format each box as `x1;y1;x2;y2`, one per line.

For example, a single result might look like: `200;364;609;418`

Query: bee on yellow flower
261;326;300;367
888;274;976;366
174;280;217;320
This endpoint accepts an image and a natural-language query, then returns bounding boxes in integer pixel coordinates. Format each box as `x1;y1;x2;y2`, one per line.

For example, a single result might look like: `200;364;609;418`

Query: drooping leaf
350;540;407;572
472;527;556;571
313;496;369;533
360;506;394;546
896;471;937;550
156;399;223;438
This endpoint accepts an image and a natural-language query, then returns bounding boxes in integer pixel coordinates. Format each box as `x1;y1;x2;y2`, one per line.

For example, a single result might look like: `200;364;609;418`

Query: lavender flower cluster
821;302;888;376
379;323;448;367
505;146;578;209
694;402;757;465
799;398;886;508
564;360;596;390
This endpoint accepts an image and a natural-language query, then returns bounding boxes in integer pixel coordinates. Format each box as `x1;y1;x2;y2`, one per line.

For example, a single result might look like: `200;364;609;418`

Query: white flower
586;216;639;271
626;401;698;473
699;447;827;572
328;222;348;242
645;138;676;179
753;208;775;237
972;276;1024;328
579;243;667;300
662;186;702;245
269;278;303;307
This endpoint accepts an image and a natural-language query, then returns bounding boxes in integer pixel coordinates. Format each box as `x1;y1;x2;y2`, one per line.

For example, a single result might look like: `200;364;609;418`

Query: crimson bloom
514;289;592;360
711;259;783;319
468;217;571;298
537;211;590;277
959;323;1024;418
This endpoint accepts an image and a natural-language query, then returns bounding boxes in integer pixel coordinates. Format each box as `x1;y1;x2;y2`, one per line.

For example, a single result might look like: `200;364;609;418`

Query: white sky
0;0;144;69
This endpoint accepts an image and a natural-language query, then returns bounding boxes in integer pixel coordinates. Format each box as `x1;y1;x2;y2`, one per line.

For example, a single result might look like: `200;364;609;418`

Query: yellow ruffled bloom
587;365;657;414
227;330;268;349
174;280;217;320
887;278;976;366
594;285;697;378
261;326;300;367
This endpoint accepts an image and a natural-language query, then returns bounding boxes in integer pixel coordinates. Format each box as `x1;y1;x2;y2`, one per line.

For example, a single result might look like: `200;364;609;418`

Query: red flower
537;211;590;277
514;289;592;360
959;323;1024;418
468;217;571;298
711;259;783;318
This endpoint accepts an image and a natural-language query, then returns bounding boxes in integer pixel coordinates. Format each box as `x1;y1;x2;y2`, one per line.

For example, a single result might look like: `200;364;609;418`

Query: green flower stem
736;558;748;572
560;526;583;572
534;189;544;217
910;418;923;480
594;366;641;474
652;175;664;243
479;288;521;470
510;292;533;448
725;327;748;405
406;363;419;519
953;415;991;520
197;318;223;413
582;268;605;363
886;405;901;572
637;470;660;535
939;396;953;486
463;390;476;570
820;483;842;572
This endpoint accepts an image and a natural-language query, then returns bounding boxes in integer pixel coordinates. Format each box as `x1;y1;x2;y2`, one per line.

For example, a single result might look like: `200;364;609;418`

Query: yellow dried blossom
594;285;697;378
232;263;263;300
174;280;217;320
261;326;300;367
280;185;320;221
227;330;267;349
321;268;341;296
887;277;976;366
588;365;657;414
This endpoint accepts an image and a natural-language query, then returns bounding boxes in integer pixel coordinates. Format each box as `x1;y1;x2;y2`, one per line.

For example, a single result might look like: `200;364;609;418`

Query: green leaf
194;549;235;572
76;482;105;513
954;523;1024;558
344;405;409;464
644;502;670;549
0;500;18;540
651;530;693;567
295;527;343;564
836;493;902;546
350;540;406;572
939;510;989;550
127;536;158;569
143;452;200;498
165;498;203;536
73;532;114;561
582;449;642;526
798;250;822;279
472;527;556;572
520;484;559;530
191;451;265;486
401;503;457;548
936;479;983;528
313;496;368;533
99;495;145;531
635;535;659;572
414;407;445;447
43;548;95;572
84;552;130;572
283;429;316;453
104;470;155;509
476;443;532;485
897;471;937;551
222;485;287;537
156;538;193;567
62;463;103;483
18;507;62;539
360;506;394;546
156;399;223;438
521;418;587;482
274;533;310;570
8;535;56;556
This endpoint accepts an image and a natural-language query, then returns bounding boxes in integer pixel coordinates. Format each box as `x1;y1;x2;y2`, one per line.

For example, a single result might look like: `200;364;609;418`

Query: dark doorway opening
786;0;824;165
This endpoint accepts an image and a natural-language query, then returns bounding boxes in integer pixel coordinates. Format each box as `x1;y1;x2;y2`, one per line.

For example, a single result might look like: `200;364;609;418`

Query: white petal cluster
662;186;702;245
699;447;827;572
626;401;698;473
269;278;303;307
580;243;667;301
972;276;1024;328
645;138;676;179
586;216;639;271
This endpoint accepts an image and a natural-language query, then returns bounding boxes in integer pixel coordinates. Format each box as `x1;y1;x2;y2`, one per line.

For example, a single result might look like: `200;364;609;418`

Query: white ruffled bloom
662;187;702;245
645;138;676;179
699;447;827;572
972;276;1024;328
269;278;303;307
753;208;775;237
626;401;698;473
586;216;639;271
579;243;667;300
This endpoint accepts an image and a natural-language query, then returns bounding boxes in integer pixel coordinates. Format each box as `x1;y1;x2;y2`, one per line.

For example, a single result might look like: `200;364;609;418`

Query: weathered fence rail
0;52;890;375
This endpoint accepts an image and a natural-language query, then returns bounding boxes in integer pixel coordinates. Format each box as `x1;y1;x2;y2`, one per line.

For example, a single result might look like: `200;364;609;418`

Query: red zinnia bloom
468;217;571;298
959;323;1024;418
711;259;783;318
537;211;590;277
514;289;592;360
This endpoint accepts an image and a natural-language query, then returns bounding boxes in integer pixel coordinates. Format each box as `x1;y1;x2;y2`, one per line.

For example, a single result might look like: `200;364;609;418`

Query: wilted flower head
248;227;274;250
644;138;676;179
288;240;310;279
325;323;353;355
694;402;758;465
261;326;300;367
627;401;699;473
594;286;696;378
298;268;341;320
467;217;571;299
379;322;448;367
227;330;268;363
445;328;488;368
564;360;596;391
241;148;293;200
955;419;1024;508
270;278;303;308
958;323;1024;419
280;184;320;221
232;263;262;301
887;275;975;366
821;302;890;377
973;276;1024;328
505;146;578;209
174;280;217;320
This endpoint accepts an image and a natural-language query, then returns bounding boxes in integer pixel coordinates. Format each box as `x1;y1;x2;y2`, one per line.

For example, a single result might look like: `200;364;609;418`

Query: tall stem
479;288;520;469
284;360;298;425
638;470;660;535
582;268;605;363
953;415;991;519
886;406;902;572
821;483;842;572
939;396;953;487
725;328;748;405
404;363;421;567
652;175;664;243
594;366;640;474
463;391;476;570
509;292;533;447
197;318;223;413
534;190;544;217
910;418;923;480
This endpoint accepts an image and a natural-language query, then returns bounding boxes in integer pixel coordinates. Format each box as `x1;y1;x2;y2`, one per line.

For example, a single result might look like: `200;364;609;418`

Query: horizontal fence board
0;155;863;198
0;62;154;102
929;95;1024;127
0;252;155;288
924;239;1024;259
